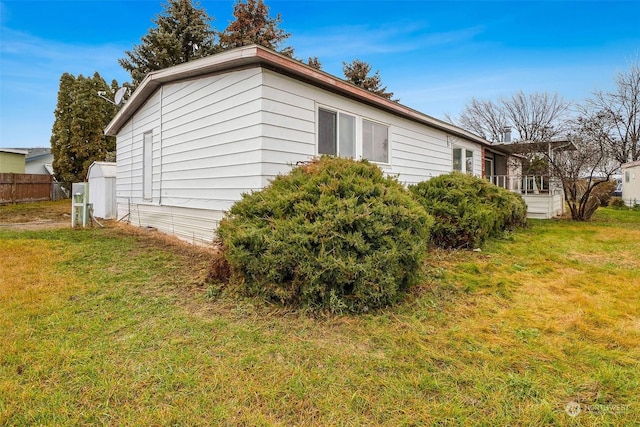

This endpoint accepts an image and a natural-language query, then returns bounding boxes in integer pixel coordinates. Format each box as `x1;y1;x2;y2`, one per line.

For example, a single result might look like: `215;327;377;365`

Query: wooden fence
0;173;53;204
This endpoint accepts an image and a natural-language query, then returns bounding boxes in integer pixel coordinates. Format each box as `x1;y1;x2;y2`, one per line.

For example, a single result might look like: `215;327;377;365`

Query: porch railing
487;175;561;195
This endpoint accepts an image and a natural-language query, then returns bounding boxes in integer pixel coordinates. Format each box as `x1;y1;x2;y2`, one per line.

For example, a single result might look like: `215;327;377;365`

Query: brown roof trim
104;45;498;150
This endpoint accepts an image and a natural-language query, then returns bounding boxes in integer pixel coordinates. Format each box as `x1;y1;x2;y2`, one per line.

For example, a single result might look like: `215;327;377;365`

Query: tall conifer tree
119;0;218;89
342;59;396;101
219;0;293;56
50;72;118;184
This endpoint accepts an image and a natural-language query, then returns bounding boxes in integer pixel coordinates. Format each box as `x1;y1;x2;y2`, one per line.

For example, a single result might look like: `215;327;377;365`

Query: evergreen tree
342;59;397;101
50;72;118;184
307;56;322;70
119;0;218;89
219;0;293;56
50;73;75;184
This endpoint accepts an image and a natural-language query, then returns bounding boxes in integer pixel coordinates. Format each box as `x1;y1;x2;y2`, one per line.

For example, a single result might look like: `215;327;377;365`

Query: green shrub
609;197;627;210
410;172;527;249
217;156;433;313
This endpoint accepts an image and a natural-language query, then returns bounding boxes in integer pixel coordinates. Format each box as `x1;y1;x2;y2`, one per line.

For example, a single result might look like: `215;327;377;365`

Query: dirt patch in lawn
0;221;70;231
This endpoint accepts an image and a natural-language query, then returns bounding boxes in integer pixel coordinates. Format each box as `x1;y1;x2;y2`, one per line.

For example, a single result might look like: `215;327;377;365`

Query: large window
318;109;355;158
143;131;153;200
318;107;389;163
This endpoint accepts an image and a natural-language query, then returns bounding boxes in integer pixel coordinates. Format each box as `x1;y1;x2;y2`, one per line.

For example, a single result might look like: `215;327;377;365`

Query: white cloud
290;21;484;61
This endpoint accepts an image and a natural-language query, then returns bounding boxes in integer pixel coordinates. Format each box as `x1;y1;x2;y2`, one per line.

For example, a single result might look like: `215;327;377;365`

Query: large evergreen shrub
410;172;527;249
217;156;433;313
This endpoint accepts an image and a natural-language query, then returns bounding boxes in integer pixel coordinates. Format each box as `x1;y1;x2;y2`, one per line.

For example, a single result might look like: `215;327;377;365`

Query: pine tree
119;0;218;89
51;73;75;184
342;59;397;101
307;56;322;70
50;72;118;184
219;0;292;56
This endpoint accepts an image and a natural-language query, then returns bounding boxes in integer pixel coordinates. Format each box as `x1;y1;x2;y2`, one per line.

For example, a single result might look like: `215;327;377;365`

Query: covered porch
487;175;565;219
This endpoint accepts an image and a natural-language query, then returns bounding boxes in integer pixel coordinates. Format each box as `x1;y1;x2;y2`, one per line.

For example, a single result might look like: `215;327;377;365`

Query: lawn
1;201;638;426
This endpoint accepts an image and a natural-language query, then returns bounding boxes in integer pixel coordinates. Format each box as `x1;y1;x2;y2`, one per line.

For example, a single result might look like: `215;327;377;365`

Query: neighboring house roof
492;139;577;155
104;45;499;151
0;148;28;155
25;147;52;160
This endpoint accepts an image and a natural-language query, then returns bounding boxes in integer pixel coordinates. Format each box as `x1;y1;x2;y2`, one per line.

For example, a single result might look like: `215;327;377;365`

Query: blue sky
1;0;639;148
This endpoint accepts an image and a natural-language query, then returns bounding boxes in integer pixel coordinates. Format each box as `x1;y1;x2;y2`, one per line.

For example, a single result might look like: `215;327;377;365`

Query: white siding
116;68;264;241
160;68;264;209
115;90;161;208
260;69;483;186
118;202;222;245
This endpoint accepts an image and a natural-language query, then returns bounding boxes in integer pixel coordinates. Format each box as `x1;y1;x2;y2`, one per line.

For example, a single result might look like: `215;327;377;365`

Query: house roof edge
104;45;495;150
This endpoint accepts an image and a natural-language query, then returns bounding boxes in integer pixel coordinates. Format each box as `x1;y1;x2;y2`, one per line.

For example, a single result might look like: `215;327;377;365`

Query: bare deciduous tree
587;59;640;164
451;91;569;143
502;91;570;142
546;115;619;220
455;98;508;142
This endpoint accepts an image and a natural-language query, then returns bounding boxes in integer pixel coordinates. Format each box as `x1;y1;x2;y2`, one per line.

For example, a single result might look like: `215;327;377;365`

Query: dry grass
0;200;70;224
0;202;638;425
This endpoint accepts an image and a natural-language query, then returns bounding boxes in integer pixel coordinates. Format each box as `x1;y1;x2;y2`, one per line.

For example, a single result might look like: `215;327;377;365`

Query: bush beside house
214;163;528;312
410;172;527;249
216;156;433;313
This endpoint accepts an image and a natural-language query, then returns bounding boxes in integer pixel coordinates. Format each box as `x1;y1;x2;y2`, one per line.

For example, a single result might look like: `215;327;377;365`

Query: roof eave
104;45;495;150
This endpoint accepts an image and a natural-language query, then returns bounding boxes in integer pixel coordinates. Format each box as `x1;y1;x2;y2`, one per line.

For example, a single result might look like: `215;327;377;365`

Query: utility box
71;182;90;227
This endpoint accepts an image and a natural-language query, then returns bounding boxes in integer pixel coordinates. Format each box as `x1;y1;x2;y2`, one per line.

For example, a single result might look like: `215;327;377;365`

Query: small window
466;150;474;175
453;148;462;171
339;113;355;158
625;170;631;183
318;109;356;158
362;119;389;163
318;109;337;155
143;131;153;199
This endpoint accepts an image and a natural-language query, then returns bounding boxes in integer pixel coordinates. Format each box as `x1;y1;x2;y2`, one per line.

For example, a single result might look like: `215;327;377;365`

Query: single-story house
105;45;521;244
0;148;28;173
25;148;55;176
621;160;640;206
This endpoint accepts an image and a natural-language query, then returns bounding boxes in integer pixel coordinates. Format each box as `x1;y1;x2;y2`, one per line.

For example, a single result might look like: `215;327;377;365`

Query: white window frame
317;105;391;165
453;146;475;175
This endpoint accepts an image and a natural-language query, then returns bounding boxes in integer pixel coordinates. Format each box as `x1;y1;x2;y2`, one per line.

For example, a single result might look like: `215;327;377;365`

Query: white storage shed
87;161;117;219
